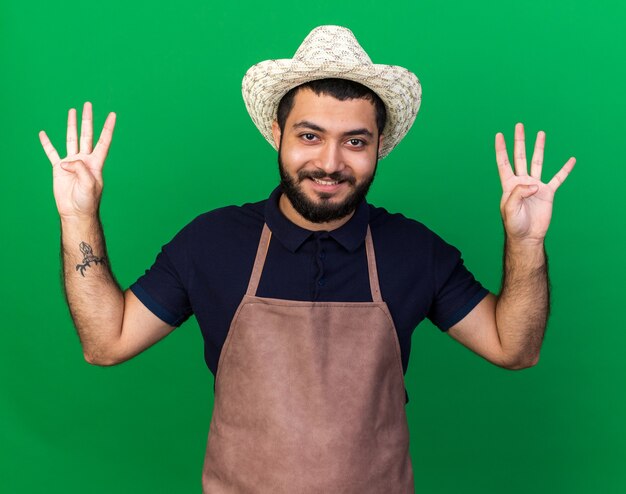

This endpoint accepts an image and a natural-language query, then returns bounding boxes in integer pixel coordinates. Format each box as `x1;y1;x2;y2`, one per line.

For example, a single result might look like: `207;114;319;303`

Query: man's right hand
39;102;175;366
39;102;116;220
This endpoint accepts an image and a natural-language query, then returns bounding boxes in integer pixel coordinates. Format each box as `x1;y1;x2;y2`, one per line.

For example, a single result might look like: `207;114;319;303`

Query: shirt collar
264;186;370;253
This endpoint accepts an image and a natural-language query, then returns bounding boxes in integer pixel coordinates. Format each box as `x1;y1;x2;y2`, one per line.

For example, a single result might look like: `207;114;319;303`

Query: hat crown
292;25;373;65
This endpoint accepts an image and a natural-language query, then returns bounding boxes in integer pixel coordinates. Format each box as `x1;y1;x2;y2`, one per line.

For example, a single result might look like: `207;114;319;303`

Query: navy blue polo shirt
130;187;488;377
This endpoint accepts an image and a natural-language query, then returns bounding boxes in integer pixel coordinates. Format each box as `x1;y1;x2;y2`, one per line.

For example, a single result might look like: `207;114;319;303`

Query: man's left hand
496;123;576;243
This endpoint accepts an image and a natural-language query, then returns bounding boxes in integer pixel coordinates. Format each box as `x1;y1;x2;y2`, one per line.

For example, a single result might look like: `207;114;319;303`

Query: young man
40;25;575;493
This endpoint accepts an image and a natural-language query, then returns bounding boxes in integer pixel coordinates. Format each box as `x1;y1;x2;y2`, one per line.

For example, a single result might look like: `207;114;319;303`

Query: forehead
285;88;377;132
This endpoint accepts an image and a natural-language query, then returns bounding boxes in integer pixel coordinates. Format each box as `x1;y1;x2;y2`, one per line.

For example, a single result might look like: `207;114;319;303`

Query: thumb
502;184;538;215
510;184;538;201
60;160;95;184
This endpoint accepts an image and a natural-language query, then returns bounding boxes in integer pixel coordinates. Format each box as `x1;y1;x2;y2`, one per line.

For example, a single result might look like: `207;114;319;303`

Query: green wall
1;0;624;492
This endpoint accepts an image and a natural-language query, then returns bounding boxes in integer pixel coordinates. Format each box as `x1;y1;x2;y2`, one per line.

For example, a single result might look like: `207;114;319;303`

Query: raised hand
495;123;575;243
39;102;116;220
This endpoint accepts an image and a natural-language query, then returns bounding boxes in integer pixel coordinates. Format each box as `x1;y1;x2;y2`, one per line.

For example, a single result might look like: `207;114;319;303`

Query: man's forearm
495;237;549;368
61;215;124;365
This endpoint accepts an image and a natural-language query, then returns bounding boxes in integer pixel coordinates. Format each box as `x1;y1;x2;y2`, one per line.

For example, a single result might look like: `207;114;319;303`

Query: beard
278;149;377;224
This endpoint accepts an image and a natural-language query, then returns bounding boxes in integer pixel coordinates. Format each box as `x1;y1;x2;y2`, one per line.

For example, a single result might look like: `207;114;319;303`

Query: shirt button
319;251;326;260
318;278;326;286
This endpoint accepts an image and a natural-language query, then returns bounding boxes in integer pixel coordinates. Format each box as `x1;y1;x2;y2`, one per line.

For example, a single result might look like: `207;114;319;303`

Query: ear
378;134;385;157
271;121;282;149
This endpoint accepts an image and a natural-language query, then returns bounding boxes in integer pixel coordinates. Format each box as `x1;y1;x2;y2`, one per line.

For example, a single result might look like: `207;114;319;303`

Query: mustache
297;169;357;185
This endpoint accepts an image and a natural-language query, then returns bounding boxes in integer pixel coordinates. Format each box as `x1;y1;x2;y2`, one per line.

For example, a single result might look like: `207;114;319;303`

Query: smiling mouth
312;177;341;186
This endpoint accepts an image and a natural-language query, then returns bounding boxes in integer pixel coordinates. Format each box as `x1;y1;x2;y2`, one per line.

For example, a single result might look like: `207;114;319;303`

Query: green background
1;0;624;492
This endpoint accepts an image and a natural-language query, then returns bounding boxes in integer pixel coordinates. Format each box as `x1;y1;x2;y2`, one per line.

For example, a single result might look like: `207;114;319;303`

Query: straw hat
241;25;422;159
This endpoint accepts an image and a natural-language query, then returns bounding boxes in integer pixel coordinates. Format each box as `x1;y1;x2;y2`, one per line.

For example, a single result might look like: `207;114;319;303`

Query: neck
278;193;355;231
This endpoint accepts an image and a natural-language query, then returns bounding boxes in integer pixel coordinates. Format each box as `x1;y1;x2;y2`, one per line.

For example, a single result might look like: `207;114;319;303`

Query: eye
347;138;365;147
300;133;318;142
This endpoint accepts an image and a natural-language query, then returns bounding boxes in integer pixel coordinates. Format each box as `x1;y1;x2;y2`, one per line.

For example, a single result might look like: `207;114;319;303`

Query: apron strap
365;226;383;303
246;223;272;296
247;223;383;302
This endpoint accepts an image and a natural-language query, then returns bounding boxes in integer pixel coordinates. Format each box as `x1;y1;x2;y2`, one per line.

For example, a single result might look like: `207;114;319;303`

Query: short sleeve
130;231;193;327
427;238;489;331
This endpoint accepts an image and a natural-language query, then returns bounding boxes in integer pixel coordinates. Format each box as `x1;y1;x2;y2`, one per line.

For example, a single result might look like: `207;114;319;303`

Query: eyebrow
292;120;374;138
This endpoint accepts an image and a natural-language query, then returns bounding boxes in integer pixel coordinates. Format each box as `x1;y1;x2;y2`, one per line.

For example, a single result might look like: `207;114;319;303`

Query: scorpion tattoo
76;242;106;277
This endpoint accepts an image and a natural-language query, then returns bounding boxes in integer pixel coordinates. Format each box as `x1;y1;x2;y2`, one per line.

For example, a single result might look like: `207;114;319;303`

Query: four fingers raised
40;103;116;166
496;124;575;191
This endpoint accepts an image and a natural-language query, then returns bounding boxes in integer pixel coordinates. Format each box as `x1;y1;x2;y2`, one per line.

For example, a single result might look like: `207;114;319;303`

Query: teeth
313;178;339;186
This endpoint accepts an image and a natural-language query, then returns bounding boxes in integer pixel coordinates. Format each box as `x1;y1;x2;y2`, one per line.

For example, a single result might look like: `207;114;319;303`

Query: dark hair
276;78;387;134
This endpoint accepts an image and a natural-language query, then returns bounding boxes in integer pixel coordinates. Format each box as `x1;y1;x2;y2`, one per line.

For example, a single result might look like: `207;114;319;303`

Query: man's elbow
83;348;125;367
500;352;540;371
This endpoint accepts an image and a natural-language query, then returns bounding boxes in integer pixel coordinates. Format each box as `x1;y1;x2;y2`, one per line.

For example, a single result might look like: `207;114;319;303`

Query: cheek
289;148;313;163
281;144;316;169
351;155;377;178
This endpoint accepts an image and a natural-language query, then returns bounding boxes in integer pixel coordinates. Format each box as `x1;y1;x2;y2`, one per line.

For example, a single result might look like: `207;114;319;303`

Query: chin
277;153;376;224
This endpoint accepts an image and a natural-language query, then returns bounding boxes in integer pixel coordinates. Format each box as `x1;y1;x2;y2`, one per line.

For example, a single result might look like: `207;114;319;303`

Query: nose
318;142;345;175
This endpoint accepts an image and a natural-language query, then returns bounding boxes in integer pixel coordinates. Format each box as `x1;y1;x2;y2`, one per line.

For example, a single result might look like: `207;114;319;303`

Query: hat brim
242;59;422;159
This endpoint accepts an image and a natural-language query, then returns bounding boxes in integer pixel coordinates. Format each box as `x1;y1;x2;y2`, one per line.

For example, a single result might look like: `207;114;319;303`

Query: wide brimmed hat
242;25;422;159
